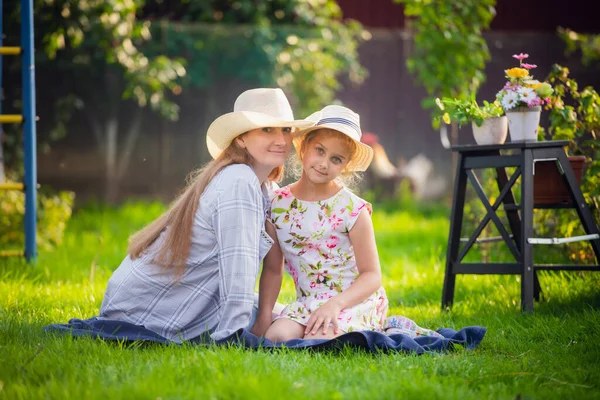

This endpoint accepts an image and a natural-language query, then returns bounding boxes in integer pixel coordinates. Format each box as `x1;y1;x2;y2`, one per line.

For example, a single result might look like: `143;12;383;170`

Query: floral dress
269;185;388;333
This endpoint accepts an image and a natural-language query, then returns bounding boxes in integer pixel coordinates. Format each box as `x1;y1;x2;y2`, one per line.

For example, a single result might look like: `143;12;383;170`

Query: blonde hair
128;138;283;276
291;128;361;187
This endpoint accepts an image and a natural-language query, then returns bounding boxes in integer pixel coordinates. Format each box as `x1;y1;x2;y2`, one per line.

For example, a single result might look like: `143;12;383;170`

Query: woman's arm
251;221;284;336
305;208;382;335
211;177;264;341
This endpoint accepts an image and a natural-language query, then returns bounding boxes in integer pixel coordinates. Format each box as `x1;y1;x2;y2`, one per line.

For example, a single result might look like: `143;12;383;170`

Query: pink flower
521;63;537;69
512;53;529;60
316;292;333;301
310;281;317;289
328;214;344;230
350;202;369;217
277;186;292;198
287;261;299;285
325;235;339;249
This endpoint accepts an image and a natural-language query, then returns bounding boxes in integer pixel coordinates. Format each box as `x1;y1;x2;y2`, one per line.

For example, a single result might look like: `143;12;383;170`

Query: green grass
1;201;599;399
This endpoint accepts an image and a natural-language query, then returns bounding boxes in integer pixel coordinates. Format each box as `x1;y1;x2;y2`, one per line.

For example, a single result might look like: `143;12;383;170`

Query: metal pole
0;0;5;183
21;0;37;262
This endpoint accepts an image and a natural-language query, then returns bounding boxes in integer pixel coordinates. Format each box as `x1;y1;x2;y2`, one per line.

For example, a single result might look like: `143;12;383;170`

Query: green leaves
543;59;600;254
0;188;75;251
436;97;503;127
395;0;496;126
144;1;365;117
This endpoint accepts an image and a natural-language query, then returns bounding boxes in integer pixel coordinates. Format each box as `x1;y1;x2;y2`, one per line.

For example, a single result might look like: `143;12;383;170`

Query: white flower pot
471;116;508;145
505;106;541;142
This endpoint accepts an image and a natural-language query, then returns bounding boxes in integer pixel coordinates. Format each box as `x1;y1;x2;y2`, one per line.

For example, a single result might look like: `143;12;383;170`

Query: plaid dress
99;164;276;342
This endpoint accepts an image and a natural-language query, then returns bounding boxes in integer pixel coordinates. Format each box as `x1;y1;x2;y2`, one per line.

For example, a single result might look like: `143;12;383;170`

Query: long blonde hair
128;138;283;275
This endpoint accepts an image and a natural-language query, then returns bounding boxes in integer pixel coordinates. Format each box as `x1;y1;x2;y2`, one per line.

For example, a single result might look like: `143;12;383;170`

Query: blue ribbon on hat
316;117;361;136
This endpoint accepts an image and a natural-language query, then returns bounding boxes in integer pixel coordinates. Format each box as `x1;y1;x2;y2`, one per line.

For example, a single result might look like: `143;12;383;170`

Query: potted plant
436;97;507;145
532;63;598;207
496;53;554;142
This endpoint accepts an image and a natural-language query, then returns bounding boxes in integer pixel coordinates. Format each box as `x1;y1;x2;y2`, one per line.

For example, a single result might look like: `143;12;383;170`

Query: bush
0;186;75;251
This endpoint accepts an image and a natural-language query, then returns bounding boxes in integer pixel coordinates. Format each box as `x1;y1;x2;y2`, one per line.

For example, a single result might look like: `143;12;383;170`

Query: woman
97;88;313;342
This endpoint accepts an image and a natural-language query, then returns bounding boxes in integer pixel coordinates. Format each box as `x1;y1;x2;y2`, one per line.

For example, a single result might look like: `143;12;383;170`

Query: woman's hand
250;314;273;337
305;299;342;336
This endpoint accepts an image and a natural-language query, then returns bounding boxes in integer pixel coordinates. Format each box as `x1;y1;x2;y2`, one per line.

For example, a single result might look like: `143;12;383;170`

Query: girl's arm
251;221;284;336
305;208;382;335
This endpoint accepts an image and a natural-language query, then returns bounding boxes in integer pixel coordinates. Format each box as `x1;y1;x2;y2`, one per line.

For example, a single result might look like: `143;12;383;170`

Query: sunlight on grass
1;201;599;399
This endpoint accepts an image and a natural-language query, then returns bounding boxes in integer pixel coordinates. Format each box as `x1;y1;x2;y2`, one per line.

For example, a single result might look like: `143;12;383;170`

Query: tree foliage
393;0;496;125
2;0;366;202
534;34;600;262
145;0;366;116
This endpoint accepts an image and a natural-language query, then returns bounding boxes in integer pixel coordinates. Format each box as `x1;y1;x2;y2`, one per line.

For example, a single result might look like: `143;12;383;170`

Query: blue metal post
21;0;37;262
0;0;4;182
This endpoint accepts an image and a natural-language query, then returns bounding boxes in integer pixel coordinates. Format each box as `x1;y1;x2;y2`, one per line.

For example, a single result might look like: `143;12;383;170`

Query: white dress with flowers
269;185;388;333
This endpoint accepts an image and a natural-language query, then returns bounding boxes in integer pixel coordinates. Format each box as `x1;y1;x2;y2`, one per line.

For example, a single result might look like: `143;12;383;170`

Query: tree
394;0;496;126
3;0;366;202
145;0;366;116
2;0;186;202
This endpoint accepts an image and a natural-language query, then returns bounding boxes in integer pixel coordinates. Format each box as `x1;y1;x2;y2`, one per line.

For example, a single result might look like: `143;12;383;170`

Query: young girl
97;88;313;342
260;105;388;342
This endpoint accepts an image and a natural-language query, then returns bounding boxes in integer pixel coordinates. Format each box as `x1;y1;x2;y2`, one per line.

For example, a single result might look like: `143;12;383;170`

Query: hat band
316;117;361;137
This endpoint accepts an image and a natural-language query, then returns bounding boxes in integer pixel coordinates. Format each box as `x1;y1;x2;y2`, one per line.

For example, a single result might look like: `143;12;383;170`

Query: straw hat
206;88;315;159
292;105;374;172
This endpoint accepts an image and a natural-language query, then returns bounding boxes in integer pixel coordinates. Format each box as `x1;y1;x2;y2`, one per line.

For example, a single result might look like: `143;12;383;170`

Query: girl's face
302;133;352;184
237;127;293;169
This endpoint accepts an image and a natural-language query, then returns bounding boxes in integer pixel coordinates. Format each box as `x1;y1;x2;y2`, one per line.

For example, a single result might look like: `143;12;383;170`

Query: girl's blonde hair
128;137;283;276
291;128;361;187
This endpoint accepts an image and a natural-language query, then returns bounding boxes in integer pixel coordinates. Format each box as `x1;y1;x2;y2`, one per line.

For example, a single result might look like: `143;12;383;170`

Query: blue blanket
44;318;486;354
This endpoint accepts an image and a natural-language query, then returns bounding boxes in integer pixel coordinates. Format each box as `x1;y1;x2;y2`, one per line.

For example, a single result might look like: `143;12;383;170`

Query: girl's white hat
293;105;374;172
206;88;315;159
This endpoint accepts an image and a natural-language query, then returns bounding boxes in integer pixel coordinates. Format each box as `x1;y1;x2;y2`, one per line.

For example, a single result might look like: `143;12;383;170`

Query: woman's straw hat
206;88;315;159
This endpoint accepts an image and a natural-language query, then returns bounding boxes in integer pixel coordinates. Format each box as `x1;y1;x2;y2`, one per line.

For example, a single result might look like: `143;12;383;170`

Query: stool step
528;234;600;245
535;264;600;271
460;235;513;244
0;46;21;55
504;203;576;210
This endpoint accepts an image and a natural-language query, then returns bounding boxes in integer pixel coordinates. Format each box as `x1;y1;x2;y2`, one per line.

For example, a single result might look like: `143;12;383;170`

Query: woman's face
237;127;293;169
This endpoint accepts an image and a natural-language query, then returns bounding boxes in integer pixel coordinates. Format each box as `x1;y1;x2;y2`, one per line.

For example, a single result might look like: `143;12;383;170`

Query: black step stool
442;140;600;312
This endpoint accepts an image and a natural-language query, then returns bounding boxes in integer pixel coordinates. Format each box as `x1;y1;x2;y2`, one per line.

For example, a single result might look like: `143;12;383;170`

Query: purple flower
521;63;537;69
513;53;529;60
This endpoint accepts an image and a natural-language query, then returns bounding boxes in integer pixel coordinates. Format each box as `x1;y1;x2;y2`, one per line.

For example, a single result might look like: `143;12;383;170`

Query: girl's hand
305;299;342;336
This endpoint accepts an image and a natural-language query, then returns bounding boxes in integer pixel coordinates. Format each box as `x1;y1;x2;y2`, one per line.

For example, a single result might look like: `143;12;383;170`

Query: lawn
1;201;599;399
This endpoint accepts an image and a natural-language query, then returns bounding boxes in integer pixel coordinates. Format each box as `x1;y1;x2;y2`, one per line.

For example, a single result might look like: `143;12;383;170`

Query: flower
513;53;529;60
442;112;451;124
496;53;554;110
500;90;519;110
506;68;529;79
325;234;339;249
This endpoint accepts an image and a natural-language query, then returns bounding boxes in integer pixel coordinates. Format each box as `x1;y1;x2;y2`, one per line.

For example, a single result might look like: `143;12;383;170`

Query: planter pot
471;116;508;145
533;155;586;205
506;106;541;142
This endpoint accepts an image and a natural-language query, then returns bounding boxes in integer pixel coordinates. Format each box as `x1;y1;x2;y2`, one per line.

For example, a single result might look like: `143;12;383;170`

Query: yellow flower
505;68;529;79
442;113;451;125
